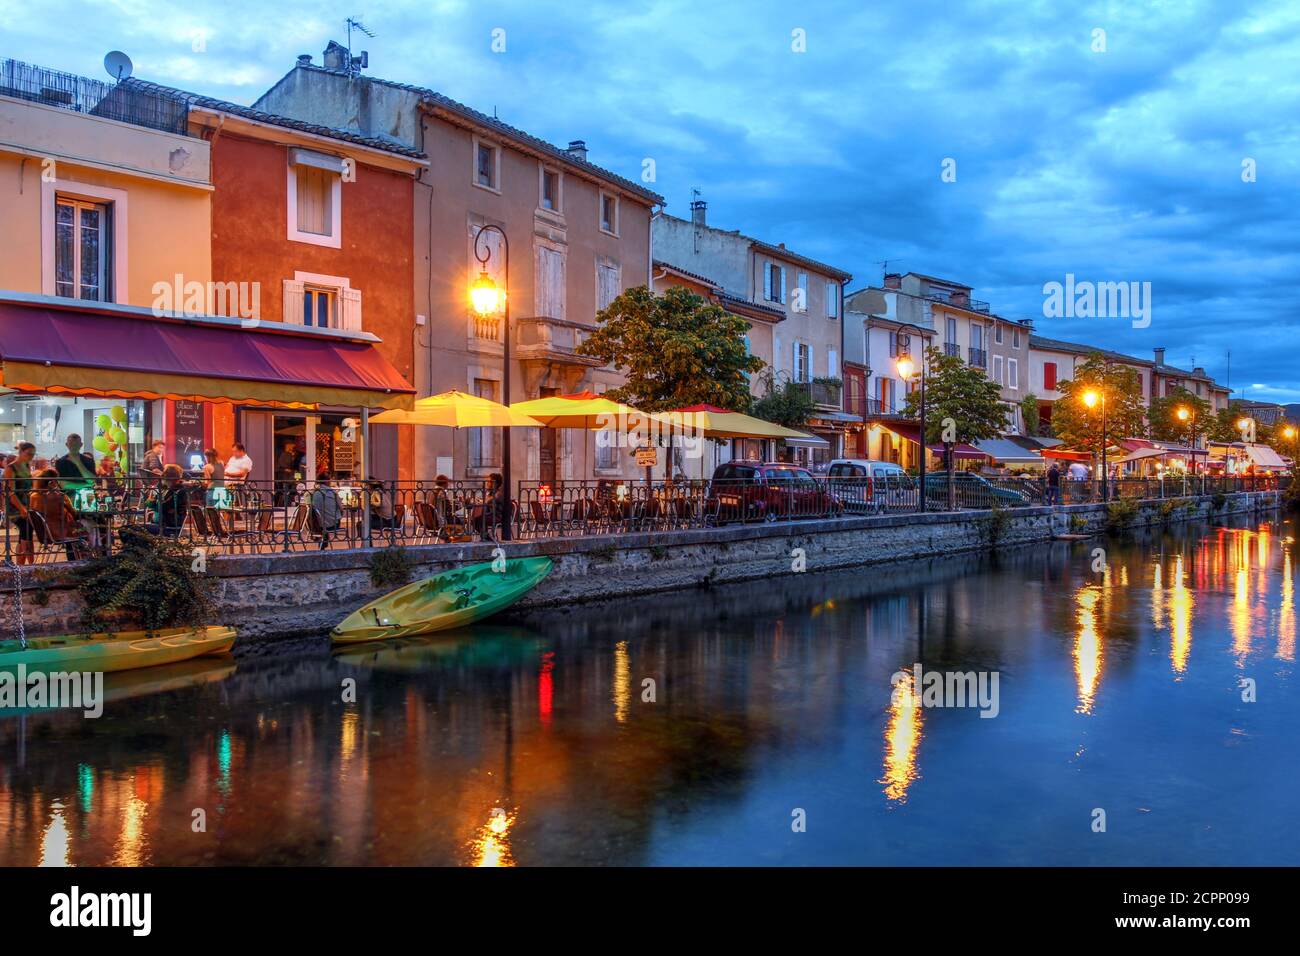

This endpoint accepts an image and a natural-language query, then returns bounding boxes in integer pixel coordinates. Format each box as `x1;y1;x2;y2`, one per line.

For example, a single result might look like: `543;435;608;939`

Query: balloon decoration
92;406;130;472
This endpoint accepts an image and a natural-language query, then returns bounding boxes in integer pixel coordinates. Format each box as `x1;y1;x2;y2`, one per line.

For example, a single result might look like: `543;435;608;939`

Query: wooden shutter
340;287;362;331
283;279;305;325
763;263;772;301
779;267;787;304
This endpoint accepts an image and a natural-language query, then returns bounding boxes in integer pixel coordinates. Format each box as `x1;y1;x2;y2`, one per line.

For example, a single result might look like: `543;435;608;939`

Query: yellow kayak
0;626;238;674
332;557;553;644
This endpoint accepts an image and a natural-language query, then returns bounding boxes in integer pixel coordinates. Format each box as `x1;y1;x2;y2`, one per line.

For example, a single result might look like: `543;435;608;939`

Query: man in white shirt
225;442;254;484
1067;461;1090;481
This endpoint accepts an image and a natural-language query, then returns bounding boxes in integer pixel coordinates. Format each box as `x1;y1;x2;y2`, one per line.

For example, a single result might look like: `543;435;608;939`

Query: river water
2;512;1297;866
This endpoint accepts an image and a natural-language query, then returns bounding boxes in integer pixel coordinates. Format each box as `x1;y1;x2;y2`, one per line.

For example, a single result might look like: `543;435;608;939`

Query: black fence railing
0;473;1287;565
0;58;190;136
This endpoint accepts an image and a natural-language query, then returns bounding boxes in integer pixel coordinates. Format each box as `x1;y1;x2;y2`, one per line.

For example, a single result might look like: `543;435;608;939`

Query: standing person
1045;462;1061;506
141;439;167;481
225;442;253;484
274;440;303;506
202;448;226;507
4;442;37;565
54;433;97;495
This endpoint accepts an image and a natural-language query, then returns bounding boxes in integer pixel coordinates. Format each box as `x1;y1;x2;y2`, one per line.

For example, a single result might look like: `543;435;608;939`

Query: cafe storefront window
0;392;150;474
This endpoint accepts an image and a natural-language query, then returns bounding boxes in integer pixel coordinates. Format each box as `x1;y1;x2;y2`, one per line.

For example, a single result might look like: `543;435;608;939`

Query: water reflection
2;513;1298;866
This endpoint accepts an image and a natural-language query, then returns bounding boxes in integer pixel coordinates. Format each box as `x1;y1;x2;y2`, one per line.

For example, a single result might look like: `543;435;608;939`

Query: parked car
708;461;843;523
825;459;913;513
922;470;1029;508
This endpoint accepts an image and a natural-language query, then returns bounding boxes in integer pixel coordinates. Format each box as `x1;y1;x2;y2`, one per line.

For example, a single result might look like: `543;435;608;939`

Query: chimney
1153;347;1166;366
883;273;902;290
950;289;971;308
323;41;349;71
690;199;707;228
297;54;312;67
566;140;588;162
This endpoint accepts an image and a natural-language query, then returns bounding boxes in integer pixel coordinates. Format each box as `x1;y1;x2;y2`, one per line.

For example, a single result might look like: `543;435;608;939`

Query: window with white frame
827;348;838;378
469;378;501;468
794;342;811;383
599;192;618;234
994;324;1004;345
475;140;500;191
1008;358;1019;389
540;166;560;212
825;280;838;318
992;354;1003;385
287;149;343;248
795;272;808;312
283;272;361;331
1012;328;1021;349
54;196;112;301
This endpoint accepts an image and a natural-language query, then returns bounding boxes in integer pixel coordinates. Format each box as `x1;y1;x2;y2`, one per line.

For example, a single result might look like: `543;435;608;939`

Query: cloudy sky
6;0;1296;400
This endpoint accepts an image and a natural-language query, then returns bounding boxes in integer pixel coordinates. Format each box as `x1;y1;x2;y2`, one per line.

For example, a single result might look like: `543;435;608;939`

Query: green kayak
331;556;553;644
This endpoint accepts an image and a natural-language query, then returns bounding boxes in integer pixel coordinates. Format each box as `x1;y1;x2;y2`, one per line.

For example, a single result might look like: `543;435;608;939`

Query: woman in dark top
146;464;190;537
4;442;37;565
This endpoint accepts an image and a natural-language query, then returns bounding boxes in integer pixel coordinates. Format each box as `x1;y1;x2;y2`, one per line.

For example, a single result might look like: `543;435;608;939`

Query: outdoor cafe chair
29;510;90;563
281;503;311;551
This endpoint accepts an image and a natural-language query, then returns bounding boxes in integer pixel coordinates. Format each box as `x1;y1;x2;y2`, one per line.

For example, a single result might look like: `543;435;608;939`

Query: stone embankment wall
12;491;1281;642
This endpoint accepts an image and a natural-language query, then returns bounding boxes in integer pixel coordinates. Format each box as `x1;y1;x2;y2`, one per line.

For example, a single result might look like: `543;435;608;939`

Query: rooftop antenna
876;258;902;279
103;51;134;83
345;17;374;76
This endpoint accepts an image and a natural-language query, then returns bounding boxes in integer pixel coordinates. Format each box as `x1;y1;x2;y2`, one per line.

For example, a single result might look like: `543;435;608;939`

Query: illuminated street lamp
894;324;927;513
1081;386;1108;501
1176;405;1201;486
469;224;513;540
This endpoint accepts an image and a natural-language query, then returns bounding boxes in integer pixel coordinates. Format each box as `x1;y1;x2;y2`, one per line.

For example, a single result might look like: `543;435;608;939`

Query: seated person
365;480;399;531
309;483;343;542
144;464;190;537
30;468;90;559
470;473;509;538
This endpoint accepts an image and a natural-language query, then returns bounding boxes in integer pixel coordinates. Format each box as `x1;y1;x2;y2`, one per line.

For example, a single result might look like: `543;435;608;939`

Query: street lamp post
1177;405;1200;493
470;224;512;541
894;324;927;513
1082;382;1108;502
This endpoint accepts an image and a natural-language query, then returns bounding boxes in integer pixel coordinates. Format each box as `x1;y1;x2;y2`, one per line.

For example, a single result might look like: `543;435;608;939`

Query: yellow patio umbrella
651;404;816;441
370;389;543;428
508;390;650;429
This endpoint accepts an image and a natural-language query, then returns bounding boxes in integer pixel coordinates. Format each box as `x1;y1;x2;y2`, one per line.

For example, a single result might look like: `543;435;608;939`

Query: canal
2;512;1297;866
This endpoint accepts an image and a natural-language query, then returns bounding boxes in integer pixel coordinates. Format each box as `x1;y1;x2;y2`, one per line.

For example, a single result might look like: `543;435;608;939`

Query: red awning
1041;448;1093;462
0;297;415;409
885;423;988;459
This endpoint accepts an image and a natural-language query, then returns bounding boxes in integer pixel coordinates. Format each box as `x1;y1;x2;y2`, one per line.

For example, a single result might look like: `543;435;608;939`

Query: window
469;378;501;467
287;151;343;247
994;324;1004;345
889;331;899;357
992;354;1003;385
475;141;499;191
971;325;984;350
794;342;811;383
826;280;838;318
540;167;560;212
596;260;620;312
302;286;337;328
600;192;618;234
764;262;786;304
1044;362;1057;391
54;196;111;301
535;245;565;318
827;348;838;378
595;384;618;469
1008;358;1019;390
946;317;957;344
1012;328;1021;349
283;272;361;331
795;272;808;312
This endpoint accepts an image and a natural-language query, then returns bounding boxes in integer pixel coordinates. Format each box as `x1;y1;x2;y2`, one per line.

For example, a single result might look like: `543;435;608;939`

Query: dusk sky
7;0;1295;400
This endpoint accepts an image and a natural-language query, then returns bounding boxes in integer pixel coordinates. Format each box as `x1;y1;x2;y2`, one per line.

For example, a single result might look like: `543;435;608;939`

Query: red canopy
0;297;415;409
887;423;987;459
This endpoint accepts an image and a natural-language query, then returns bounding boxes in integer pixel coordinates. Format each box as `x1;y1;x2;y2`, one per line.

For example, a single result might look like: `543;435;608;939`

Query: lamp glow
469;271;504;315
1082;389;1100;409
1176;407;1189;421
895;354;915;381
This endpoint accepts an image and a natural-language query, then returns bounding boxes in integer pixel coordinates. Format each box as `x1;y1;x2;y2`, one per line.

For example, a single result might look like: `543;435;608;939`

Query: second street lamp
469;224;513;541
1177;405;1201;491
894;324;927;513
1082;386;1108;501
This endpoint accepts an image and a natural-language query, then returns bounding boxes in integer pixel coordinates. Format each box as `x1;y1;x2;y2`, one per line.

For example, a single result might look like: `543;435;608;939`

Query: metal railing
968;347;988;368
0;473;1287;564
0;58;190;136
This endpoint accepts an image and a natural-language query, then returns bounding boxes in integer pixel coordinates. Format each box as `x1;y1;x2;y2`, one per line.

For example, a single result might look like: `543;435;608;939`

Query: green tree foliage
1050;354;1148;456
751;368;817;429
1019;393;1041;437
1148;386;1211;444
577;285;763;412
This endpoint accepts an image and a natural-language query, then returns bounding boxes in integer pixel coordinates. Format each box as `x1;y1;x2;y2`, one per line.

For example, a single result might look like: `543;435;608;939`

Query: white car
825;459;912;513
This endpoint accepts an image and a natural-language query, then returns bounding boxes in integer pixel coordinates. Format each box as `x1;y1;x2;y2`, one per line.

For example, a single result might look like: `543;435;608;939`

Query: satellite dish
104;51;134;82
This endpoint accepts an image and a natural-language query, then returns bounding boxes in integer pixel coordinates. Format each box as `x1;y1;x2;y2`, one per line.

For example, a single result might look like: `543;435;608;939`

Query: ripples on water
2;514;1297;866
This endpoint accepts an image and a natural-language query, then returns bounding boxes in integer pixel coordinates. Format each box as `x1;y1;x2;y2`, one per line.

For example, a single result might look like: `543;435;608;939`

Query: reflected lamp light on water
470;271;504;315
